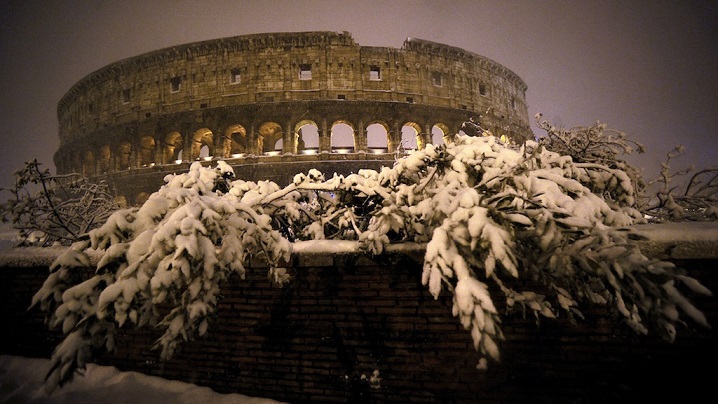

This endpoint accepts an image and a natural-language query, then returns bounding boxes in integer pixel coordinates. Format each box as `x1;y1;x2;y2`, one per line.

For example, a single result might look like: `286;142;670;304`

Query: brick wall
1;251;716;403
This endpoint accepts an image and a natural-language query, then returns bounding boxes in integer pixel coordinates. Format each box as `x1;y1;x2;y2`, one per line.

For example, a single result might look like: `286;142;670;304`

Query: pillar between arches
354;123;367;151
182;131;192;162
387;121;401;153
421;123;432;149
152;138;162;165
319;119;330;152
283;122;294;154
250;132;261;156
387;130;397;153
131;138;140;169
211;128;223;158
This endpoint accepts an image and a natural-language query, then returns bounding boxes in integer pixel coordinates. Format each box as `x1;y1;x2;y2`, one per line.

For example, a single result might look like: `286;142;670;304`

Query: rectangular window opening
299;64;312;80
170;77;182;93
122;89;131;104
406;97;414;103
479;83;486;96
432;72;443;87
230;68;241;84
338;94;346;100
369;65;381;81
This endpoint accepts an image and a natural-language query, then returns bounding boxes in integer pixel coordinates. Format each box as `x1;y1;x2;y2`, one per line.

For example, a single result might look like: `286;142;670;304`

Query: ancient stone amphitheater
54;31;531;204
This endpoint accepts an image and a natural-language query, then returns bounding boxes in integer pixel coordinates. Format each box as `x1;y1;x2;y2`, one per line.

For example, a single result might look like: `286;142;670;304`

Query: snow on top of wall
291;240;426;254
0;246;103;268
1;222;717;269
623;221;718;260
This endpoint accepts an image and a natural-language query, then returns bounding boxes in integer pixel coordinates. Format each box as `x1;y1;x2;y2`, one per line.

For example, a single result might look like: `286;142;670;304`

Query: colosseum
54;31;531;204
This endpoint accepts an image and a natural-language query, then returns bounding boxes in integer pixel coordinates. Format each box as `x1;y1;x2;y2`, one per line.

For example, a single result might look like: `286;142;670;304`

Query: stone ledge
1;222;717;268
622;221;718;259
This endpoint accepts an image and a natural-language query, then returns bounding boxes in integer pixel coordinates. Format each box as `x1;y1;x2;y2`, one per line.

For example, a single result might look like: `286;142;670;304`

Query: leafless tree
0;160;120;246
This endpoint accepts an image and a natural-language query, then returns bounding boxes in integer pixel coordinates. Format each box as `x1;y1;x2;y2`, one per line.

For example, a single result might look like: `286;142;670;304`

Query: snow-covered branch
0;160;118;246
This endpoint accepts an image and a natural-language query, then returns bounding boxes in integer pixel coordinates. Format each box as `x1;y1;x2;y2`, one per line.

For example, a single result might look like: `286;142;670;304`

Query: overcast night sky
0;0;716;192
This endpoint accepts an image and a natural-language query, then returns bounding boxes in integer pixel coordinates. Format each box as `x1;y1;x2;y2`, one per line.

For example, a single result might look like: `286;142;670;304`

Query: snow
623;221;718;259
0;245;70;267
291;239;425;254
0;355;284;404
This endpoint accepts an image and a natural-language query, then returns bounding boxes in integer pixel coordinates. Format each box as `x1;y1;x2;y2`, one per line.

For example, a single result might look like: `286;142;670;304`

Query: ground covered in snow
0;355;283;404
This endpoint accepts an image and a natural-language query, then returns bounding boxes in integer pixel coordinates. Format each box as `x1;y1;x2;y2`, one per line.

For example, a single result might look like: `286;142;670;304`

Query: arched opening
400;122;422;153
191;128;214;160
432;123;450;146
432;125;446;146
164;132;184;163
97;145;111;174
113;195;128;209
135;192;150;206
271;138;283;155
258;122;282;155
331;122;354;153
223;124;247;157
199;145;210;158
82;150;95;177
366;123;389;153
117;140;132;171
295;120;319;154
139;136;156;167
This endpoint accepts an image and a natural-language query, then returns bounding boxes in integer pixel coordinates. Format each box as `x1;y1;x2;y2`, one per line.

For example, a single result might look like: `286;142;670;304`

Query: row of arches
72;119;455;177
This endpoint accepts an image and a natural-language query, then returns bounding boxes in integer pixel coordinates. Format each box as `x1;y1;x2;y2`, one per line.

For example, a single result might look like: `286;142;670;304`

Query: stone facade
54;31;531;203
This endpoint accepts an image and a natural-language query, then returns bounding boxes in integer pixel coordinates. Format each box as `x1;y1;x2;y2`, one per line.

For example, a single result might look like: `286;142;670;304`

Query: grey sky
1;0;716;190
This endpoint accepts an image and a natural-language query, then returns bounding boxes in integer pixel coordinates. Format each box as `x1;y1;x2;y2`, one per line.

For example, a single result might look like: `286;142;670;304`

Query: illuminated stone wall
54;31;531;203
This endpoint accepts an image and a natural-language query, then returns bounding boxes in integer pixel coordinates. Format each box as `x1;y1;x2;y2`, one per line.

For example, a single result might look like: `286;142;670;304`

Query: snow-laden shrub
31;161;291;391
535;113;646;206
534;113;717;221
32;135;711;393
